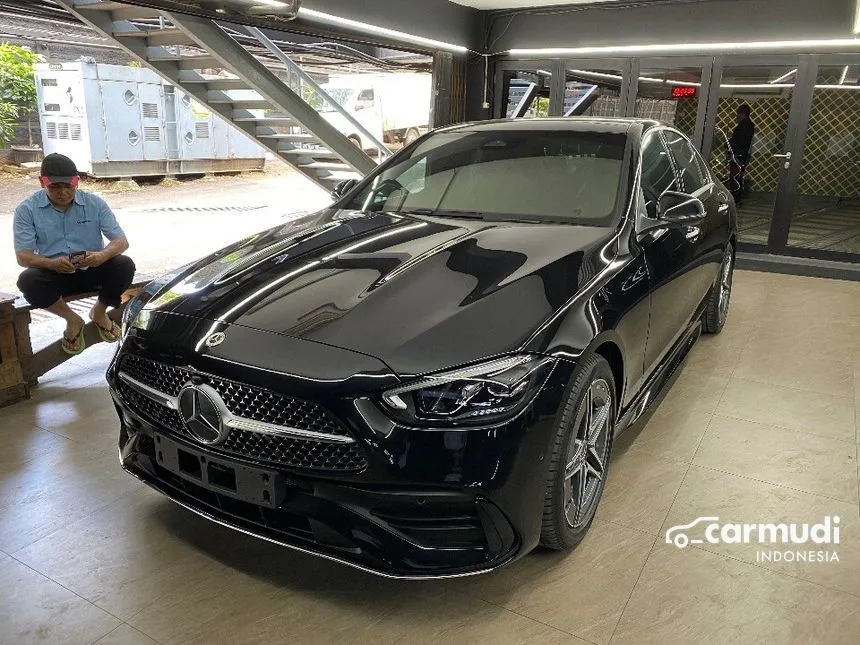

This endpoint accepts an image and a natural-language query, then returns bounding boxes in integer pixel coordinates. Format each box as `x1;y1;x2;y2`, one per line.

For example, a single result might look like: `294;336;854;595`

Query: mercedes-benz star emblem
205;332;226;348
178;383;230;445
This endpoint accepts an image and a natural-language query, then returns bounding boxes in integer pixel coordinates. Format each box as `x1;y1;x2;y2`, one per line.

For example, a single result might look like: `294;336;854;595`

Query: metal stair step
234;116;295;124
114;27;192;47
259;133;318;142
301;162;354;175
208;98;271;110
148;54;221;70
201;79;251;91
280;148;340;160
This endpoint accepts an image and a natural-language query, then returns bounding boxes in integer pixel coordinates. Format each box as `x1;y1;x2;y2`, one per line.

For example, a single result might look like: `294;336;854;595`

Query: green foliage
0;43;39;146
0;43;38;108
0;102;17;144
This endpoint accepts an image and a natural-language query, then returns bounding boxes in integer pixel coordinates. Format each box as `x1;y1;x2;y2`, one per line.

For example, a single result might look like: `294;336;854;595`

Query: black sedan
109;118;736;578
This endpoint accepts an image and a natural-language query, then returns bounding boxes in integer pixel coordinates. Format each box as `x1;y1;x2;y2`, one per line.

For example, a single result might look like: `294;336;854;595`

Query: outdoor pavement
1;165;330;349
0;165;331;299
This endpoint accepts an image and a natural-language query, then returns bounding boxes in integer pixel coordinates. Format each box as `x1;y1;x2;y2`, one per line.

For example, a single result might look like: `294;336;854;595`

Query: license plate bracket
155;433;287;508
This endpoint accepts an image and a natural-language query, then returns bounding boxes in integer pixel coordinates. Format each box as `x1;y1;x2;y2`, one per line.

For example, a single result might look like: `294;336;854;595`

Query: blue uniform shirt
13;189;125;258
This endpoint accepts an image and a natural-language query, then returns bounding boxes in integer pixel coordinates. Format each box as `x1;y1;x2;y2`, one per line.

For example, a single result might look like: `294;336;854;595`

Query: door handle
773;152;792;160
684;226;701;241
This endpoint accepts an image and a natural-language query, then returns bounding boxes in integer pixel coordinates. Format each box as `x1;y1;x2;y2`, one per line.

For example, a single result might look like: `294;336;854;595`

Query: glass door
632;57;714;148
494;61;559;119
781;55;860;260
708;57;805;249
563;59;634;117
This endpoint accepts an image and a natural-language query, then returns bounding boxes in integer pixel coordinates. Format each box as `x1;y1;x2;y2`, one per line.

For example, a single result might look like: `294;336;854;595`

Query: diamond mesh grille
118;354;367;472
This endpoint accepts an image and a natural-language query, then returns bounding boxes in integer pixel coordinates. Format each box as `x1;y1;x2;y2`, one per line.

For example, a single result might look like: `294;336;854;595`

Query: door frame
493;60;563;119
561;57;638;117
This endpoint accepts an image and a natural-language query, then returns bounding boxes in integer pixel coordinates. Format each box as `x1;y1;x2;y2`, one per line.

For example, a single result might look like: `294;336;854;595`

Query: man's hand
80;251;108;268
51;257;76;274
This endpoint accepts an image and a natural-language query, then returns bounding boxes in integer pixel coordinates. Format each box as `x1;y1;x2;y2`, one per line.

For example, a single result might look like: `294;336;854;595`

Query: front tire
702;242;734;334
540;354;616;550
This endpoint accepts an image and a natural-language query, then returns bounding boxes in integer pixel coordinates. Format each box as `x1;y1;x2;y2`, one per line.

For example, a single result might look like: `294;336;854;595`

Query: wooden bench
0;274;151;407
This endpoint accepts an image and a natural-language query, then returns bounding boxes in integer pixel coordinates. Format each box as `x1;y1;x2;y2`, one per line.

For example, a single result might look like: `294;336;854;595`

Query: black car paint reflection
108;118;736;578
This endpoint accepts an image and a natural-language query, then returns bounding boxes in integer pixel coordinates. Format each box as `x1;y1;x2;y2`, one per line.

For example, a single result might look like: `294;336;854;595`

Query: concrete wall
487;0;858;51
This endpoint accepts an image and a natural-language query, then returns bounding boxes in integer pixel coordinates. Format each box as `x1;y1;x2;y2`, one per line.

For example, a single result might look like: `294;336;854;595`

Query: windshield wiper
401;208;485;220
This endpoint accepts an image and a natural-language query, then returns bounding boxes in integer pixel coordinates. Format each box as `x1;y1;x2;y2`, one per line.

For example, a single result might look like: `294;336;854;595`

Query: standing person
728;103;756;205
13;153;135;355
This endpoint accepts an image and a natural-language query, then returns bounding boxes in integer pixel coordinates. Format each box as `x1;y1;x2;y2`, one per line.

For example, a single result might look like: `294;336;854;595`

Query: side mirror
331;179;358;201
658;191;706;224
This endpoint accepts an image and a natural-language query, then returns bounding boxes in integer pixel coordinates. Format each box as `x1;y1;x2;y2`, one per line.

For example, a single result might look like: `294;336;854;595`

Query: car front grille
118;354;367;473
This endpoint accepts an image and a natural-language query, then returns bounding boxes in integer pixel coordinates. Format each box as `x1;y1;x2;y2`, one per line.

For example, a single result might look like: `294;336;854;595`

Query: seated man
13;153;135;355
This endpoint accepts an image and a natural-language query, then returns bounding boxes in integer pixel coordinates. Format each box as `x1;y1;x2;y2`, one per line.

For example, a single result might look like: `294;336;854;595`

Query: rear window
344;130;628;225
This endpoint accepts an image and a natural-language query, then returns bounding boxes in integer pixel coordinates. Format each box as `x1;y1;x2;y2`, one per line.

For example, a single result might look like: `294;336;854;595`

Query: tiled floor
2;270;859;645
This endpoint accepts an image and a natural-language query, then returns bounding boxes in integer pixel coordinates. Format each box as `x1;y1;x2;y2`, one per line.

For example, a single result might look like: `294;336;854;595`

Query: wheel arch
592;340;624;411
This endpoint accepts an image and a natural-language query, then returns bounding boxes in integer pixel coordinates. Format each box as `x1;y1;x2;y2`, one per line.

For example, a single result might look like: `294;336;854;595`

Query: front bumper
108;343;574;578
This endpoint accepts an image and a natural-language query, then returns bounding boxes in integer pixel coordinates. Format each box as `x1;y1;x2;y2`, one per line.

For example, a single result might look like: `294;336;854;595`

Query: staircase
55;0;382;191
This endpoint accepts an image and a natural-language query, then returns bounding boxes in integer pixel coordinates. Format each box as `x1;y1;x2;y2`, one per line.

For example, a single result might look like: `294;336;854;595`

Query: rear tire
348;135;362;149
540;354;616;550
404;128;420;145
702;242;734;334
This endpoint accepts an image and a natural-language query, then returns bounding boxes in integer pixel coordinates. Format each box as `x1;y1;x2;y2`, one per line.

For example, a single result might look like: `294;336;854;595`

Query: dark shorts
17;255;136;309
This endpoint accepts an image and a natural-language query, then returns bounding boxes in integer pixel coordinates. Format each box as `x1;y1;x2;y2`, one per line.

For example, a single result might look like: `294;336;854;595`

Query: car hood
138;209;616;376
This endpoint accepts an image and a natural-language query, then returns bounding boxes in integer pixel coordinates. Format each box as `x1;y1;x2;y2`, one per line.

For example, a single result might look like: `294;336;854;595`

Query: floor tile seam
727;374;855;399
88;622;167;645
710;412;858;444
686;463;860;506
5;549;126;625
709;363;735;412
605;531;661;645
461;594;597;644
681;540;860;601
8;487;145;557
606;412;709;643
595;517;663;539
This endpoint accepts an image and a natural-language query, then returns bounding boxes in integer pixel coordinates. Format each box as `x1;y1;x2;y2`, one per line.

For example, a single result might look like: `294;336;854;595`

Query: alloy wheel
563;378;613;529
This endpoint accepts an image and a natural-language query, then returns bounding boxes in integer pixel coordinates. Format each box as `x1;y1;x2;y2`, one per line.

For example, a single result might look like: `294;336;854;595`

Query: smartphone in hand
70;251;87;270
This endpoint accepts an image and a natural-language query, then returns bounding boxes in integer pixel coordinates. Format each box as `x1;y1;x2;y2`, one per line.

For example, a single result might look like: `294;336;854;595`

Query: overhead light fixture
510;38;860;56
297;8;469;53
770;69;797;84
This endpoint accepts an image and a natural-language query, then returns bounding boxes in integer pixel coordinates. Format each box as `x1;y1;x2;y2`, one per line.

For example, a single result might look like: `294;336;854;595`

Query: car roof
436;117;661;137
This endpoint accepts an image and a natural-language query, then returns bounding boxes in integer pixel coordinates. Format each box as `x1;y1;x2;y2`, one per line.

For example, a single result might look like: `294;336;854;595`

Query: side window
640;131;678;219
664;130;707;193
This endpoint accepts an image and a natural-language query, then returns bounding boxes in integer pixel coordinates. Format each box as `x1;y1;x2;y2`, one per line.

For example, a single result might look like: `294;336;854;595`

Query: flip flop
94;319;122;343
61;327;86;356
89;310;122;343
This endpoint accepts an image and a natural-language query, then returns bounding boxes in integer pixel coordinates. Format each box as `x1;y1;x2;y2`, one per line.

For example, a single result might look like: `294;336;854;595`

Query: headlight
121;303;151;337
380;355;555;427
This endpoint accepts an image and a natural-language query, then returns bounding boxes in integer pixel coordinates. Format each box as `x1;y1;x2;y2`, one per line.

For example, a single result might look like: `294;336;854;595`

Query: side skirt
614;319;703;436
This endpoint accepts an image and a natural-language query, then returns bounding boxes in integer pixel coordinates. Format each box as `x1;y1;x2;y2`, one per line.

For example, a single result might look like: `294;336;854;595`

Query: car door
639;128;726;376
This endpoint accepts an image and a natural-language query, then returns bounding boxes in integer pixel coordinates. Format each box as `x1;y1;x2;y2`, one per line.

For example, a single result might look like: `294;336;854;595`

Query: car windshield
319;88;355;113
343;129;628;225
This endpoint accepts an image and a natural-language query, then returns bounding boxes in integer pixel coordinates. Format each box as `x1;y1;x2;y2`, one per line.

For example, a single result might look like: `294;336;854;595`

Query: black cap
40;153;78;184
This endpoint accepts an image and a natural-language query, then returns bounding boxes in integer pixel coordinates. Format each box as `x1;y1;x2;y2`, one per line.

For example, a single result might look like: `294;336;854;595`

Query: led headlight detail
381;355;555;427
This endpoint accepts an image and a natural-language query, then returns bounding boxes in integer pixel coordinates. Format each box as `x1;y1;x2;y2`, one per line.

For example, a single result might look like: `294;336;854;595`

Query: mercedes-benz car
108;118;736;578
